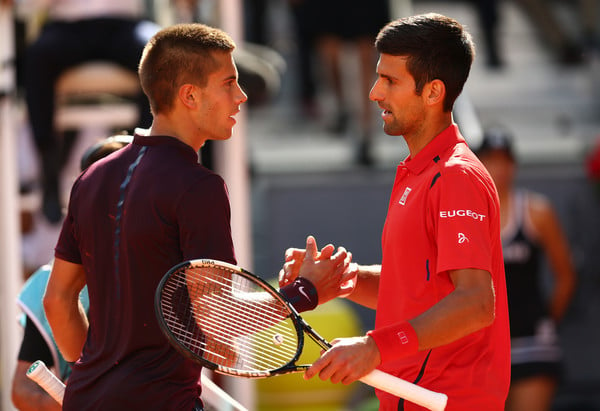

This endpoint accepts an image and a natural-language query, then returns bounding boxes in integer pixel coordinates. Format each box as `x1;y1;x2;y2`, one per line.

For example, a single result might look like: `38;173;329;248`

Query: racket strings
191;276;293;329
161;266;301;372
198;292;296;343
187;270;299;370
197;292;299;369
186;267;293;320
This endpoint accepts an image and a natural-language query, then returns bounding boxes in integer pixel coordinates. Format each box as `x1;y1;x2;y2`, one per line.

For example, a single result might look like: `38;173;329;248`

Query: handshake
278;235;358;305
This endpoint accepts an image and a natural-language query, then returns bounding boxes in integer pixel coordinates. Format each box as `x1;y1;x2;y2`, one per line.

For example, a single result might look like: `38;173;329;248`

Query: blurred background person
470;0;504;68
15;0;160;224
287;0;320;120
295;0;390;166
512;0;588;65
476;127;577;411
470;0;595;69
11;135;130;411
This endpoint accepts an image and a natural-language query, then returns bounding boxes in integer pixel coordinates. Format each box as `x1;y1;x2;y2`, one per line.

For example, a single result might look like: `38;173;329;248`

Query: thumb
304;235;318;262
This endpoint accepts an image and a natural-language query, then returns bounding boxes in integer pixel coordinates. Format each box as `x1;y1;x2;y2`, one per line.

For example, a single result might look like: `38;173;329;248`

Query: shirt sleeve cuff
366;321;419;363
279;277;318;313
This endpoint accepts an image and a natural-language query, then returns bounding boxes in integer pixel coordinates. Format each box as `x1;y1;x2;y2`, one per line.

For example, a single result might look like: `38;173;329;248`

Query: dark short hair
375;13;475;112
139;23;236;114
475;127;515;160
80;134;133;171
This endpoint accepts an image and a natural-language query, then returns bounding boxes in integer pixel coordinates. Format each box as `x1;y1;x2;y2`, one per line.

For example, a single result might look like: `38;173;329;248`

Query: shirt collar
400;124;465;174
132;133;200;163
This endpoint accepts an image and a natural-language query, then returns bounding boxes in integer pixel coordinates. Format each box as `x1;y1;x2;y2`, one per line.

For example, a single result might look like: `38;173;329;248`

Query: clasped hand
278;236;381;384
278;235;357;304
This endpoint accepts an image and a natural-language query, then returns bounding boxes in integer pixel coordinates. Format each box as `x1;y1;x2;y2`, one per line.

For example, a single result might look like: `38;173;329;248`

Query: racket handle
359;369;448;411
26;360;65;406
201;373;249;411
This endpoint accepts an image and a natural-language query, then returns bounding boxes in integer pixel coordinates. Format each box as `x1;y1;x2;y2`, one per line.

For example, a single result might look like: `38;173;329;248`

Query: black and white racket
155;259;448;411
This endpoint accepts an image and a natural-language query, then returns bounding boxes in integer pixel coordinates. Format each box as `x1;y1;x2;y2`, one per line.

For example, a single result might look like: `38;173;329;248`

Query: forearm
345;264;381;309
12;362;62;411
44;297;88;362
410;283;494;350
547;247;577;322
12;385;62;411
550;274;576;322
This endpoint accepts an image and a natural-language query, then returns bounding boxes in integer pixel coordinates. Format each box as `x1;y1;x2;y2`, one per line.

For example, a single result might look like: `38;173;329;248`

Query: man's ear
178;84;197;109
424;79;446;107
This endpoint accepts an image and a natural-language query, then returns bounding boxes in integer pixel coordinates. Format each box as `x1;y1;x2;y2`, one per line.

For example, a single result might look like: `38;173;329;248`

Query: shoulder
190;168;227;189
525;190;555;228
437;145;492;188
179;169;230;204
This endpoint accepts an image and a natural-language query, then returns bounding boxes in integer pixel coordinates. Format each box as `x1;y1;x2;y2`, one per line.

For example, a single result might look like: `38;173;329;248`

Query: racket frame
155;259;310;378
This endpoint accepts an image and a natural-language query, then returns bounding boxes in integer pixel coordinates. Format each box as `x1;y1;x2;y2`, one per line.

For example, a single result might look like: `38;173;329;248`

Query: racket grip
201;374;249;411
359;369;448;411
26;360;65;406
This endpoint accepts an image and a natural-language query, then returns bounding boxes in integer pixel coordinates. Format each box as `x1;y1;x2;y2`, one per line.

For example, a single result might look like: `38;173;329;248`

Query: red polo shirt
373;125;510;410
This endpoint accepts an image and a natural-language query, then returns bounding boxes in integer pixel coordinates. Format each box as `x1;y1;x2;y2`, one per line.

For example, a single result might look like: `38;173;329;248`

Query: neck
149;114;205;152
405;114;452;158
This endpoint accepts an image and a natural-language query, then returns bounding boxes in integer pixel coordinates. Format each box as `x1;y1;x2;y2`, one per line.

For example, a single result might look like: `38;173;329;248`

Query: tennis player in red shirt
281;13;510;410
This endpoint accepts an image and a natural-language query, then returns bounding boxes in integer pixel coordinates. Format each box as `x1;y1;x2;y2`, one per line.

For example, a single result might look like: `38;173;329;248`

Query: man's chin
383;125;402;136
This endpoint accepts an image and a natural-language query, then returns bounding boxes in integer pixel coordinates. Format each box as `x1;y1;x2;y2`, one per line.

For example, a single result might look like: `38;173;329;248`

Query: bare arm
529;194;577;322
304;268;496;384
410;268;495;349
43;258;88;362
344;264;381;309
11;360;62;411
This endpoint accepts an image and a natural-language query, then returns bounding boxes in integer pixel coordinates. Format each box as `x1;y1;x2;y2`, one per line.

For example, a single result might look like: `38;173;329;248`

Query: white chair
53;62;143;207
54;61;140;132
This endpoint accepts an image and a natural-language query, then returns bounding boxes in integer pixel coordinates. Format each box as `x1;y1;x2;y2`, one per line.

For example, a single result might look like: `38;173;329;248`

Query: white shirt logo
440;209;486;221
458;233;469;244
399;187;412;205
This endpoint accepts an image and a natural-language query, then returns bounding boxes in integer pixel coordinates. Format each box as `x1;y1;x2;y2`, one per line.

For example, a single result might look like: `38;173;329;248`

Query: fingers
338;262;358;298
304;337;379;385
284;247;305;262
283;237;335;263
280;236;351;289
278;260;300;287
304;235;318;262
304;340;360;385
304;350;330;381
330;247;348;265
318;243;335;259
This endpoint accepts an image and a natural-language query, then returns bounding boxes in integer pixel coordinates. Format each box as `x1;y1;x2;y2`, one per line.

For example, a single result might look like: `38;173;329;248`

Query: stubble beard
383;118;403;137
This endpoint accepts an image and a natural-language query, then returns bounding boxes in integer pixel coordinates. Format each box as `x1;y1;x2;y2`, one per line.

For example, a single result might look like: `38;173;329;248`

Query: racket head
155;259;305;378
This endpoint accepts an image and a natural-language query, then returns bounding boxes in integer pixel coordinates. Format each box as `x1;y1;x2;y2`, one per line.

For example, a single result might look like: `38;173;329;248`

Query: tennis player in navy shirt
44;23;354;411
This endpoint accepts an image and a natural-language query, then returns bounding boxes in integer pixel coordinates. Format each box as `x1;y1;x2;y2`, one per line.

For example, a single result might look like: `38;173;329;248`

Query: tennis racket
155;259;448;411
26;360;65;405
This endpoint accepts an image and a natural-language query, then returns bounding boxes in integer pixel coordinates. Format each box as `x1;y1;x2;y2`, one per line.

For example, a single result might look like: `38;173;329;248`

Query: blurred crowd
6;0;599;254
